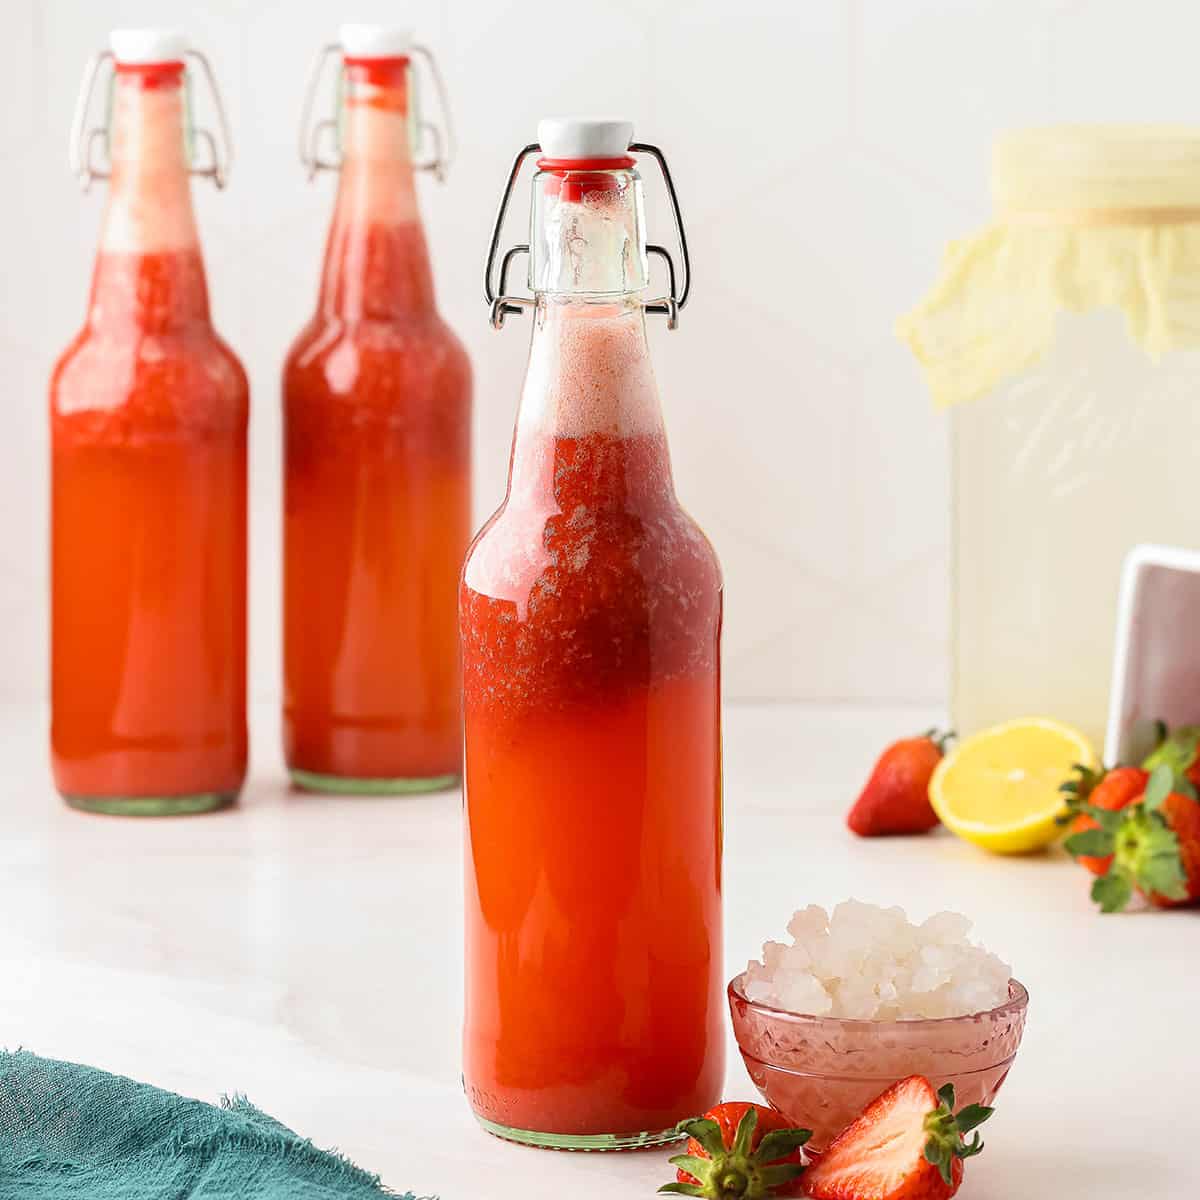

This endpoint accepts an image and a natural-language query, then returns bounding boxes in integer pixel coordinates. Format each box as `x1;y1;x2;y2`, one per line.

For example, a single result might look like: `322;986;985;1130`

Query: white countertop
1;701;1194;1198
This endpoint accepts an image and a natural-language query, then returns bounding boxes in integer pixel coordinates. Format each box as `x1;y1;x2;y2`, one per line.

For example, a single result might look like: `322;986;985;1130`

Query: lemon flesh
930;718;1098;854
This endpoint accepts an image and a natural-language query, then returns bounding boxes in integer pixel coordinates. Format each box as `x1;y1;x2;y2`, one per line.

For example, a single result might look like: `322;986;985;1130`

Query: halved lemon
929;718;1098;854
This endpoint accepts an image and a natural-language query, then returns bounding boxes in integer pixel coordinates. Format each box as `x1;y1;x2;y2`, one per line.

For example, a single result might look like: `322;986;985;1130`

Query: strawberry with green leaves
802;1076;992;1200
1058;764;1149;875
847;730;952;837
1064;763;1200;911
661;1102;812;1200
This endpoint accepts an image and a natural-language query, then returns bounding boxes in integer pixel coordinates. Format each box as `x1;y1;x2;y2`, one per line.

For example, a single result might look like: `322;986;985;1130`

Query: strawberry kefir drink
284;26;470;793
462;119;723;1148
51;31;247;815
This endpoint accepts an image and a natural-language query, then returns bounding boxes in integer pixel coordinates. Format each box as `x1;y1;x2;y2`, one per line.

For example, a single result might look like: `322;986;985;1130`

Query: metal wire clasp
298;43;456;182
68;49;234;192
483;140;692;331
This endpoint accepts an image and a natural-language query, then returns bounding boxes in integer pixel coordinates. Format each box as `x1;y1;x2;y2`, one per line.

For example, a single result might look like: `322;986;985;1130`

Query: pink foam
518;302;662;440
101;83;199;253
336;97;420;227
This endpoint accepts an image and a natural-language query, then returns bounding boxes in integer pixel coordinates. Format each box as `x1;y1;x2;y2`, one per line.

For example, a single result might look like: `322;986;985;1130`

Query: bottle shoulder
51;323;248;436
283;313;472;405
463;497;722;605
286;310;468;358
461;497;722;707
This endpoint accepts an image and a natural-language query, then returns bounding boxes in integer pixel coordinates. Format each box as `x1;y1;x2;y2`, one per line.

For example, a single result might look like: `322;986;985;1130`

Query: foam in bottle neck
336;66;419;226
101;75;198;253
518;301;663;439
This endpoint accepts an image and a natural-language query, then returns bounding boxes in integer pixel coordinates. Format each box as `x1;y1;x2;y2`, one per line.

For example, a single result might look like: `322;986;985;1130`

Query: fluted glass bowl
728;974;1028;1150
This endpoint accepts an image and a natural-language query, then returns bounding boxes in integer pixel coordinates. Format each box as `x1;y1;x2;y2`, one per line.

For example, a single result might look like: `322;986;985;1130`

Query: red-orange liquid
283;220;471;782
51;249;248;801
461;428;724;1139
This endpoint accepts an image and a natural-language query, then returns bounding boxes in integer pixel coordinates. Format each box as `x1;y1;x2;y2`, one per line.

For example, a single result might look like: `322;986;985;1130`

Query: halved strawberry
661;1102;812;1199
802;1076;991;1200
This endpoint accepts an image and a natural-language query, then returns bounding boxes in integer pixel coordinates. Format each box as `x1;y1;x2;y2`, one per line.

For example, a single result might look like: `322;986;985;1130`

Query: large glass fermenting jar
902;126;1200;747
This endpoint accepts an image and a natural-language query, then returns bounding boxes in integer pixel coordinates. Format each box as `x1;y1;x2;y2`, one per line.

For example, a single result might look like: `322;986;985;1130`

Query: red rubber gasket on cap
537;155;636;172
538;155;635;202
342;55;410;88
112;60;186;88
340;56;410;110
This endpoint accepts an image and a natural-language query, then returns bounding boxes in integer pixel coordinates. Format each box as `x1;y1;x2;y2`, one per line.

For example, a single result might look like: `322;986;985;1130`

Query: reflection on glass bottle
51;31;247;815
283;26;471;794
462;119;724;1149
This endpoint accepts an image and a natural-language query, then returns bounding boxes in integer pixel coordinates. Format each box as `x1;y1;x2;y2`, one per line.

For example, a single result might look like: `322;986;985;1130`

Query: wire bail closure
484;140;691;331
69;49;234;192
298;43;456;183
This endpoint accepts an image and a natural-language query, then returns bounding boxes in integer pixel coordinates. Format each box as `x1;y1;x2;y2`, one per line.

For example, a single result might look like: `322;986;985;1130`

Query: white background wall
4;0;1199;706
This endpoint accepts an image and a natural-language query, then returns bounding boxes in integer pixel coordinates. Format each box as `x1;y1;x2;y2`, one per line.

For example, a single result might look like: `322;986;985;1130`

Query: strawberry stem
922;1085;993;1187
1057;762;1106;824
920;728;955;755
1142;724;1200;780
661;1111;812;1200
1109;804;1187;906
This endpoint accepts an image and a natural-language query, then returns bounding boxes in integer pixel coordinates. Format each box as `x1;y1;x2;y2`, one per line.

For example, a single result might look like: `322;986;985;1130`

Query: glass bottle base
288;768;459;796
63;791;236;817
472;1114;685;1152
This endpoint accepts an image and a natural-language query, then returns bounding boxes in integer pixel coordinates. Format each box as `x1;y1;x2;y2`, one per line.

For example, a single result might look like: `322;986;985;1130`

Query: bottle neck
91;64;209;329
508;296;675;511
317;58;434;320
530;162;648;296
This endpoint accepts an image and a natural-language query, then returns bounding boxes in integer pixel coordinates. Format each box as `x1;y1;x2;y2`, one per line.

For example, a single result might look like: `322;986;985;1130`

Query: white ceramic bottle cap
109;29;190;65
339;24;413;58
537;118;633;159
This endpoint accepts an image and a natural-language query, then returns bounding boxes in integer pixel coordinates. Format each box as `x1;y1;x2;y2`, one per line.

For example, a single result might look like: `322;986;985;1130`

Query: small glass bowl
727;974;1028;1150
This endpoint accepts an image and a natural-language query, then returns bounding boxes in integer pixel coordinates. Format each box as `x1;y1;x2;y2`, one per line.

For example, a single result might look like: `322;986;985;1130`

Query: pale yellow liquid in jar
952;309;1200;747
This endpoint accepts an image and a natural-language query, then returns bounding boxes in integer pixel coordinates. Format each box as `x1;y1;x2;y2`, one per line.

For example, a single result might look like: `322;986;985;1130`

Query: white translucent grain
743;901;1012;1020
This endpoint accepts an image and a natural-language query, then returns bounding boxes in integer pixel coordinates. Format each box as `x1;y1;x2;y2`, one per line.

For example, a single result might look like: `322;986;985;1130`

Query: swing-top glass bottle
461;118;724;1149
283;25;471;795
50;30;247;814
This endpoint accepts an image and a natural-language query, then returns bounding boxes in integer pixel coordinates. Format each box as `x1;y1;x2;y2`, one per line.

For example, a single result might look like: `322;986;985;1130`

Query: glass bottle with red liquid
283;26;471;794
51;31;247;815
462;119;723;1149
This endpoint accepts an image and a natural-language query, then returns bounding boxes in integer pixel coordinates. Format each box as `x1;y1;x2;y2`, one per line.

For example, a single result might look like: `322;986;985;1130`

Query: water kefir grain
283;57;471;782
461;300;724;1137
51;63;247;799
743;902;1012;1020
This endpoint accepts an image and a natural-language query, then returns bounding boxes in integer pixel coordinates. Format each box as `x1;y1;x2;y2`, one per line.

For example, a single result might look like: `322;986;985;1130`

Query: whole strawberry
1152;789;1200;907
661;1102;812;1199
1059;764;1148;875
803;1076;991;1200
847;731;951;837
1065;763;1200;911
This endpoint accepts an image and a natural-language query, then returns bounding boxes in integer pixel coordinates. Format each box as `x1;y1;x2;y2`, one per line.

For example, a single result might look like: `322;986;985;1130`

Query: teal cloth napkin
0;1051;417;1198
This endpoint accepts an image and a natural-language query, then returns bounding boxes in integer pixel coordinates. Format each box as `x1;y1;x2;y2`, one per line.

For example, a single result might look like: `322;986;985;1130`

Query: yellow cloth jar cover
900;126;1200;410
